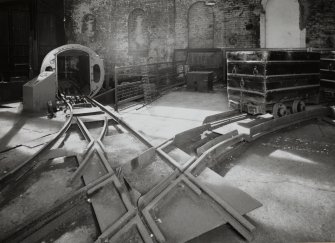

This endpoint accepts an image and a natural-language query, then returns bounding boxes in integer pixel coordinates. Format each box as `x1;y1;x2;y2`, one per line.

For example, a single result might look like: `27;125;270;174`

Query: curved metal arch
40;44;105;97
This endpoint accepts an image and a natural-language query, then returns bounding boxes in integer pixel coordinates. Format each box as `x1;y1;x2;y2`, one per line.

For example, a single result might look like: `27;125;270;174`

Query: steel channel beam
87;97;154;148
0;102;74;188
2;171;114;242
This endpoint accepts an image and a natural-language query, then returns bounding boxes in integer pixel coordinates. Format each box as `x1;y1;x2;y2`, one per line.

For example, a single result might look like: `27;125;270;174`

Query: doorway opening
264;0;304;48
188;1;214;48
57;50;90;95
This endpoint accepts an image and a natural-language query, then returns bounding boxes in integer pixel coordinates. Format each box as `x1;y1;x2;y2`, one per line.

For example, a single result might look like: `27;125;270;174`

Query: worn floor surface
121;89;335;243
0;102;66;175
1;88;335;242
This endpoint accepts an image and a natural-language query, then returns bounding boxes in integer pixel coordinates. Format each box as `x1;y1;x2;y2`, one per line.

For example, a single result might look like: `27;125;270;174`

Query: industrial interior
0;0;335;242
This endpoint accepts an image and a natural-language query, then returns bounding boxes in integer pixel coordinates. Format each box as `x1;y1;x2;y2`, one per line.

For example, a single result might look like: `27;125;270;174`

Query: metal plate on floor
88;175;135;233
142;175;228;243
97;215;153;243
195;168;262;215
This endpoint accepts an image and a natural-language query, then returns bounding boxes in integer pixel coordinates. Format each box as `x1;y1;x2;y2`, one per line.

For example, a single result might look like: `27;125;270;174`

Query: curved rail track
0;96;333;243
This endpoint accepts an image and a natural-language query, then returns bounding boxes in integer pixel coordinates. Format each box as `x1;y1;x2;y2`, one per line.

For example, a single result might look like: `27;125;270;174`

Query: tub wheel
273;103;288;118
292;100;306;113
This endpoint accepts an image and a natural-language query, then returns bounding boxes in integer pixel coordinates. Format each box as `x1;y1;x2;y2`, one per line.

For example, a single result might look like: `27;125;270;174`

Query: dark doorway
0;1;30;81
57;50;90;95
0;0;65;82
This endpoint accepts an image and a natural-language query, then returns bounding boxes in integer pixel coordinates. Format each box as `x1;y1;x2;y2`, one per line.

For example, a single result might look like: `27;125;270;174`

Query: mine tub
320;51;335;101
227;50;320;117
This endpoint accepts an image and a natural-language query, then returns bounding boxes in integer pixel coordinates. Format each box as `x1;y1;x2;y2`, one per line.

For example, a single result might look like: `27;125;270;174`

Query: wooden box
187;71;214;92
186;48;223;82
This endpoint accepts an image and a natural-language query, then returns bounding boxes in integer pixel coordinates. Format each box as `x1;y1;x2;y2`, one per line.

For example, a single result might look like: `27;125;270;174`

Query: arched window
188;1;214;48
128;9;149;56
265;0;304;48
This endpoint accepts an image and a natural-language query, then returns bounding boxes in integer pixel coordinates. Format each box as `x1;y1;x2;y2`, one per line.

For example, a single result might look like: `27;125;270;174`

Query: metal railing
114;61;186;111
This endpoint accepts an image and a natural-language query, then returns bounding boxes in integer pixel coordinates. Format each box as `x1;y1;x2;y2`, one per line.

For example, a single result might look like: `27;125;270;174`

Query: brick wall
64;0;335;69
111;0;175;65
175;0;261;49
64;0;114;77
65;0;175;68
303;0;335;48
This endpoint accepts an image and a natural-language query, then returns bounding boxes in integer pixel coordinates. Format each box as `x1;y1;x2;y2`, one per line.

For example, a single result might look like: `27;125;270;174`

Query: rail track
0;96;333;243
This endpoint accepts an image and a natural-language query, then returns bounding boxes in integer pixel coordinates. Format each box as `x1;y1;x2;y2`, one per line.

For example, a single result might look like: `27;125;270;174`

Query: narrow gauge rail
0;95;333;243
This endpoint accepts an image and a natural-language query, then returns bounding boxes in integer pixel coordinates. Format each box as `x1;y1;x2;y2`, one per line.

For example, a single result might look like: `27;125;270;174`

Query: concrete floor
121;88;335;243
0;102;66;175
189;121;335;242
120;88;229;146
1;88;335;242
